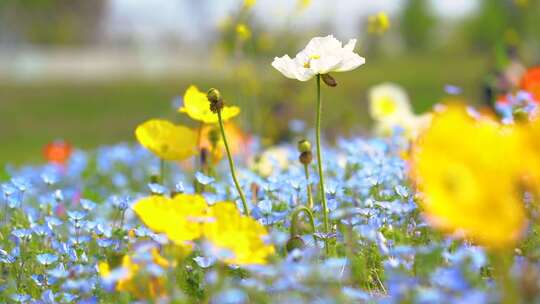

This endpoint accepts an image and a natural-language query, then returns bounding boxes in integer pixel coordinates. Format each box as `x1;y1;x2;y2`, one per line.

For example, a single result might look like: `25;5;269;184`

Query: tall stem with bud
208;88;250;216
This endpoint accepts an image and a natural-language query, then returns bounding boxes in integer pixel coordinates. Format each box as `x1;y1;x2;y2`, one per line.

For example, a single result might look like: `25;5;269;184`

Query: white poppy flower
271;35;365;81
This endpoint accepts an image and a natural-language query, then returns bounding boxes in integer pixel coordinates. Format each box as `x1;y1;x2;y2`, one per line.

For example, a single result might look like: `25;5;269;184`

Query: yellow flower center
377;96;397;115
303;54;320;68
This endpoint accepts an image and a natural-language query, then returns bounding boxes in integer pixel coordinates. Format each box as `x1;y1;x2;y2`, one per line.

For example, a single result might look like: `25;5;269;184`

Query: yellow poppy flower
135;119;197;161
179;85;240;124
133;195;274;265
411;105;527;248
132;194;208;247
203;202;275;265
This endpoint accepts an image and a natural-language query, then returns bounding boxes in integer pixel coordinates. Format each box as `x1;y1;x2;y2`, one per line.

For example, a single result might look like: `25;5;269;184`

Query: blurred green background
1;0;540;166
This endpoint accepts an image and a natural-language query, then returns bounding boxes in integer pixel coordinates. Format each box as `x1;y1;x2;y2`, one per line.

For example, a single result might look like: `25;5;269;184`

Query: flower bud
286;235;305;252
297;139;312;153
207;88;222;103
321;73;338;87
207;88;225;113
299;151;313;165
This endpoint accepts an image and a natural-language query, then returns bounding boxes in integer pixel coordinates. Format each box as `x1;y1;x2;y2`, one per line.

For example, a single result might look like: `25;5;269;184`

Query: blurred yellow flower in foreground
236;23;251;41
411;105;527;248
204;202;275;265
135;119;197;161
132;194;274;265
179;85;240;124
368;12;390;35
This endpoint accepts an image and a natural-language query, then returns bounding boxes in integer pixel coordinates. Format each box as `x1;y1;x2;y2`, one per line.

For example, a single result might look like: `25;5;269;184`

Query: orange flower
43;140;73;165
521;67;540;102
199;122;250;163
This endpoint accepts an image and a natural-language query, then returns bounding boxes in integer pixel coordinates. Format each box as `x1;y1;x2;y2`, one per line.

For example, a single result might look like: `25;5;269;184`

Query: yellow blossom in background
243;0;256;9
368;12;390;35
135;119;197;161
179;85;240;124
203;202;275;265
515;0;529;7
411;105;527;248
236;23;251;41
132;194;208;248
297;0;311;11
369;83;431;140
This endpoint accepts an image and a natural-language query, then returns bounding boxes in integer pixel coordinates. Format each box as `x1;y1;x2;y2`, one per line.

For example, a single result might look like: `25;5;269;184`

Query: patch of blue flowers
0;134;506;303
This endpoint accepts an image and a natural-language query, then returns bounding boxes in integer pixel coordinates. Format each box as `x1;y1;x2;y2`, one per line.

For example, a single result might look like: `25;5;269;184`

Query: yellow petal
135;119;197;161
132;195;173;233
179;85;240;124
203;202;274;265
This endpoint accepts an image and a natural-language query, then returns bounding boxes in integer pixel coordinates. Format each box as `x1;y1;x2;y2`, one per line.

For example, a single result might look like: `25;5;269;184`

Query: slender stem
315;74;330;255
290;206;317;246
491;250;520;304
303;163;314;209
160;159;165;185
217;110;249;216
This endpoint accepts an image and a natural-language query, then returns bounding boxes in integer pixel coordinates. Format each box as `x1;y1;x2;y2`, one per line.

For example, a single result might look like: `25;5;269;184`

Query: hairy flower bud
299;151;313;165
207;88;225;113
207;88;222;103
297;139;312;153
286;236;305;252
321;73;338;87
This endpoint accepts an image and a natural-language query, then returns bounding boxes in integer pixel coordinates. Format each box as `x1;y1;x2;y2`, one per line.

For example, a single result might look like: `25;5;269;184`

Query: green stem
217;110;249;216
303;163;314;209
315;74;330;255
160;159;165;185
490;250;520;304
290;206;317;246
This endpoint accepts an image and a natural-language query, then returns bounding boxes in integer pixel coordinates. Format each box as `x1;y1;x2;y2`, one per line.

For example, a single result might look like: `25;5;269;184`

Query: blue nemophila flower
10;293;31;303
148;183;168;195
67;210;87;221
41;289;56;304
12;228;32;241
194;256;216;268
212;288;247;304
80;199;97;211
47;264;69;279
37;253;58;266
40;171;59;186
195;171;215;185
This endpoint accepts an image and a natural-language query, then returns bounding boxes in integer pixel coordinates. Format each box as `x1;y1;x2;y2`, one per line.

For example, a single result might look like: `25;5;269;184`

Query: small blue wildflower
37;253;58;266
195;171;215;185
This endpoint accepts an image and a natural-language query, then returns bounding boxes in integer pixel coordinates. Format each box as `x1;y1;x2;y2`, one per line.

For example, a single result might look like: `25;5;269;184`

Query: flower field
3;1;540;303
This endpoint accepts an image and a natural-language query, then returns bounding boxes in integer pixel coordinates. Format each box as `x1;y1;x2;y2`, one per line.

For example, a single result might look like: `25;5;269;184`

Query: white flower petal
271;55;299;80
334;53;365;72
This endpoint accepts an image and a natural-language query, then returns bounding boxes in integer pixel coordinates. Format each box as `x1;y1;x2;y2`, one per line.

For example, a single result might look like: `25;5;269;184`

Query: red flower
521;67;540;103
44;140;73;165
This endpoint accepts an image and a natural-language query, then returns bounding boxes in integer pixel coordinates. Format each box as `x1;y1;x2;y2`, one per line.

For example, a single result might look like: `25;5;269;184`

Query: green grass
0;52;488;167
